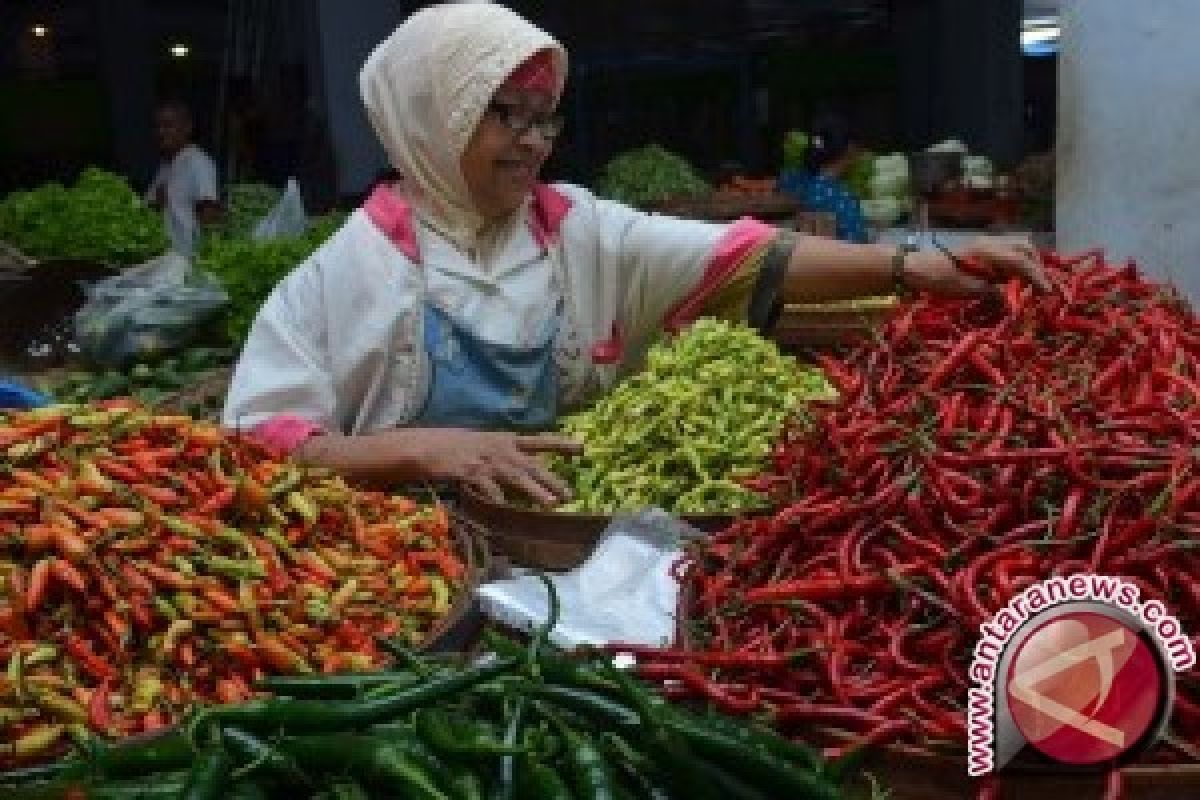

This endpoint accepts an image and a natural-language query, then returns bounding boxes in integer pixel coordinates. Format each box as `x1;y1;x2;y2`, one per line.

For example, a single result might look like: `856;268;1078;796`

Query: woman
778;112;870;243
223;3;1045;507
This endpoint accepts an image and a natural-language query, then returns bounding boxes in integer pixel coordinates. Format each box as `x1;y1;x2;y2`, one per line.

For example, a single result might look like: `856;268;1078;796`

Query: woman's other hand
296;428;582;507
414;429;581;507
905;237;1050;298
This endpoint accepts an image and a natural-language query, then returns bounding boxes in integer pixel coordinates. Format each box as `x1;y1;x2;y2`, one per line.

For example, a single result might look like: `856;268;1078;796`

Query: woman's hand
412;429;582;507
295;428;582;507
905;237;1050;297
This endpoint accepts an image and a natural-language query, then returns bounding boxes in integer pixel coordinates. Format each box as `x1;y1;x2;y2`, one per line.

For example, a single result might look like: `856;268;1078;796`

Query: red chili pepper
198;485;236;515
1056;487;1088;539
87;681;113;733
924;330;984;391
65;634;119;683
744;571;909;604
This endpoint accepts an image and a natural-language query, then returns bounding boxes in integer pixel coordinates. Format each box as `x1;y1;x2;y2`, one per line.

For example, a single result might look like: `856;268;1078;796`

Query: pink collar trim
529;183;572;249
364;184;421;263
362;183;571;263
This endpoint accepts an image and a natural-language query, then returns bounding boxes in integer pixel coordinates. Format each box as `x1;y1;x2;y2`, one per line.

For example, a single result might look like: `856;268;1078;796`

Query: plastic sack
74;252;228;366
252;178;308;241
477;509;703;649
0;380;49;410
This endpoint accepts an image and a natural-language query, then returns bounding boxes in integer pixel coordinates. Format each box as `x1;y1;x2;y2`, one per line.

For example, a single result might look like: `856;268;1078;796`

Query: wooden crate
771;297;898;352
457;488;749;570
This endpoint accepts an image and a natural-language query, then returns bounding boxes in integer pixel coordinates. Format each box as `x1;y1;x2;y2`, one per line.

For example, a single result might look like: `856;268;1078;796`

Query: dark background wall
0;0;1031;203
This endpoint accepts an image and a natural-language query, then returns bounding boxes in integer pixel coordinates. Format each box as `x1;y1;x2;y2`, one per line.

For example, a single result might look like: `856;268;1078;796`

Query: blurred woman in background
778;111;869;243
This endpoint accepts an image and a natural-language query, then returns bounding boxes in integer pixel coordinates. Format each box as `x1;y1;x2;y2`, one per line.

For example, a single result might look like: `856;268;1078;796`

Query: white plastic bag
477;509;703;649
74;252;228;366
252;178;308;241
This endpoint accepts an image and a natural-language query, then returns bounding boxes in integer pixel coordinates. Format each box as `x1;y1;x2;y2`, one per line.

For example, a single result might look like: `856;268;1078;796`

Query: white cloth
221;184;727;433
477;509;698;649
359;2;567;255
145;145;218;256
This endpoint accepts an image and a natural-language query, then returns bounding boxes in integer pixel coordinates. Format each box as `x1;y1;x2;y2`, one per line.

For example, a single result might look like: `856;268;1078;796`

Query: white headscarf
359;2;567;252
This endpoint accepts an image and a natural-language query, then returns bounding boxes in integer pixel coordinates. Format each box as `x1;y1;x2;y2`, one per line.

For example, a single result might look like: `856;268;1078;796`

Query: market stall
3;159;1198;800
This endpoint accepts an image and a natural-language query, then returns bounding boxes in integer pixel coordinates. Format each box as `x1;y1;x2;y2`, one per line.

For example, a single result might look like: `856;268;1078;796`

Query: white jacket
222;182;737;435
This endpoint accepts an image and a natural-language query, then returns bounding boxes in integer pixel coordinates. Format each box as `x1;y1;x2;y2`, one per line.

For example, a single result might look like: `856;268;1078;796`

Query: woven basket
458;487;749;570
157;366;233;421
418;512;492;653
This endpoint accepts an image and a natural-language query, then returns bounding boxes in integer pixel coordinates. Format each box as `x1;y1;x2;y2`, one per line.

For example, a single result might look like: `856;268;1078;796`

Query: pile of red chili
0;402;464;765
630;251;1200;765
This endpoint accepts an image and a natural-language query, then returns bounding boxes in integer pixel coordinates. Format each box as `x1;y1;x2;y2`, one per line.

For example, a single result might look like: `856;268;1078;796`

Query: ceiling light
169;43;190;58
31;24;49;38
1021;25;1061;48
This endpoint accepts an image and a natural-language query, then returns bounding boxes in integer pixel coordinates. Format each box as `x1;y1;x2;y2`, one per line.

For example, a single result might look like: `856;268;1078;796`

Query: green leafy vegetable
197;213;346;344
220;183;283;240
594;145;710;209
781;131;810;171
549;319;835;514
0;168;168;265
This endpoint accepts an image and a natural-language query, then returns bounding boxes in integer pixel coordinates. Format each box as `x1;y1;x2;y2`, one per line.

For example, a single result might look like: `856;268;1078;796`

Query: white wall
1057;0;1200;302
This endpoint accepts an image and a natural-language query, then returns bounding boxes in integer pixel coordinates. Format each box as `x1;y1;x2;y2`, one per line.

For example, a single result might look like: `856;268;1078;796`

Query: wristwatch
892;234;921;296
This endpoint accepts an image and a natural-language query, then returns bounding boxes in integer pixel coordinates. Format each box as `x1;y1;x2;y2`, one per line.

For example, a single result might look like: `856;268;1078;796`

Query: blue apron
412;300;560;431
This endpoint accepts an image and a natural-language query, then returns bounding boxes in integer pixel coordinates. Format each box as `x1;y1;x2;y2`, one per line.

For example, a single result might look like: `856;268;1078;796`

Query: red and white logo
1006;611;1164;765
966;574;1193;776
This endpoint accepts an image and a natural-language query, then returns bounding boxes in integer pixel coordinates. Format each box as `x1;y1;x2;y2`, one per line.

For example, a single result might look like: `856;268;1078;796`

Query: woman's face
461;88;558;220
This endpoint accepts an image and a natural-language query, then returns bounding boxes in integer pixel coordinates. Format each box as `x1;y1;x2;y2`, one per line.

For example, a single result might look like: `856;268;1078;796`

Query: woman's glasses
485;100;565;141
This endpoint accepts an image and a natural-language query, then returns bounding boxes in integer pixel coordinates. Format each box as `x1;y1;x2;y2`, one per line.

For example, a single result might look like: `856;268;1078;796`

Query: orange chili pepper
131;484;182;507
138;562;195;591
50;559;88;594
253;630;312;674
95;458;141;484
26;559;53;613
22;525;58;555
198;485;236;515
201;587;239;616
52;527;89;563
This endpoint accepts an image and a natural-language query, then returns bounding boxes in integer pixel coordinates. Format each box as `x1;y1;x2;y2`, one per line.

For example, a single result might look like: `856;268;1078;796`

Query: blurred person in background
778;111;869;243
145;101;222;256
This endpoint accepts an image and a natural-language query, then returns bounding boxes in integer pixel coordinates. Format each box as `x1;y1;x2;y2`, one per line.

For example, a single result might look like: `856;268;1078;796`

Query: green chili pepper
549;319;832;514
278;735;450;800
195;554;266;581
287;491;319;524
180;729;234;800
664;716;838;800
516;684;640;729
451;770;487;800
254;670;425;699
81;773;190;800
516;754;572;800
535;704;617;800
222;726;310;787
416;707;529;756
192;656;519;734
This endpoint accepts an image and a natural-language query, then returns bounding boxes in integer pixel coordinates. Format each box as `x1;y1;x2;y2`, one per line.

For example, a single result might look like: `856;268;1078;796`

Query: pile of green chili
551;319;836;514
0;578;845;799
